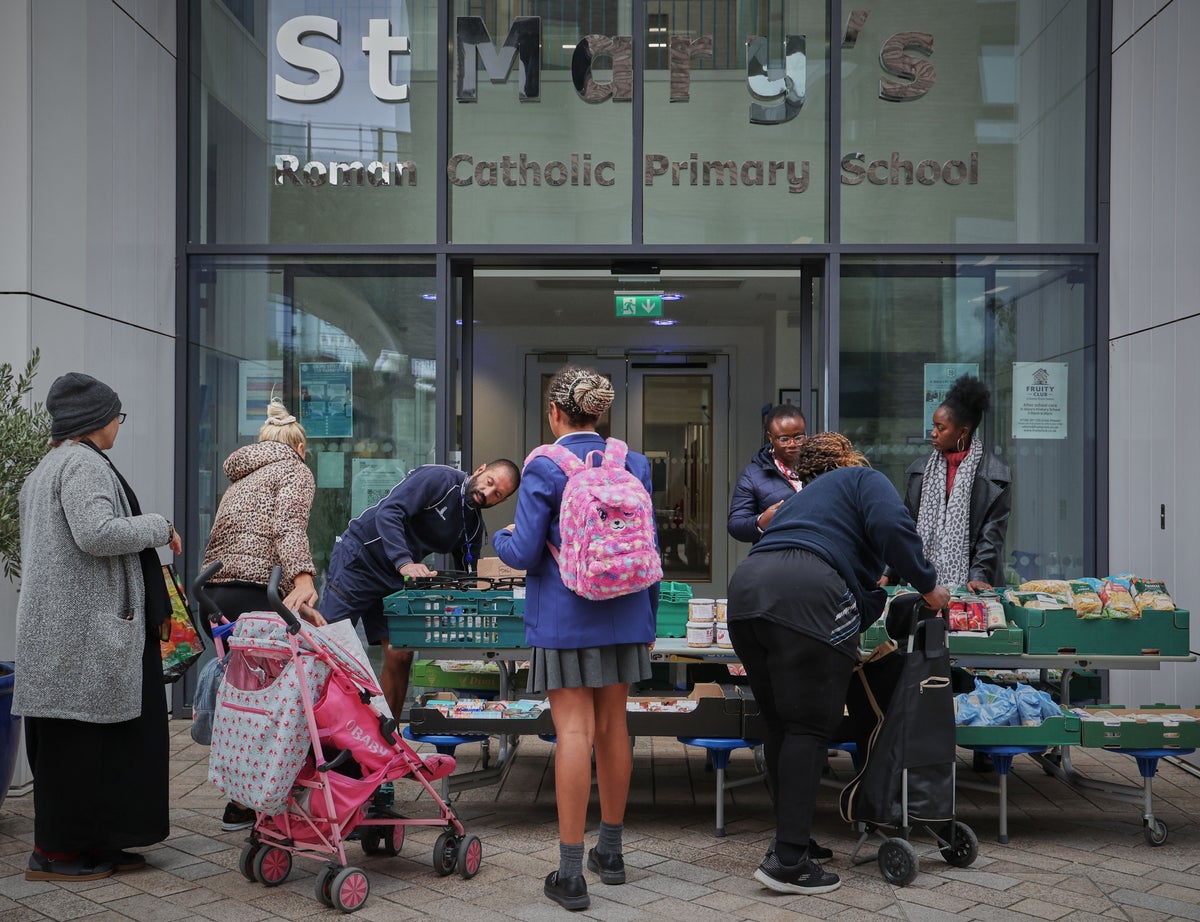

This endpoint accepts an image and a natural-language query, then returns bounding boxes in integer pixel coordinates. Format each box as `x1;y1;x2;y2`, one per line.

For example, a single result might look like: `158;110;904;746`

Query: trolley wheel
432;831;458;876
457;834;482;879
315;866;337;907
1145;819;1169;846
361;825;402;857
237;842;260;882
878;837;919;886
252;845;292;886
330;866;370;913
940;821;979;868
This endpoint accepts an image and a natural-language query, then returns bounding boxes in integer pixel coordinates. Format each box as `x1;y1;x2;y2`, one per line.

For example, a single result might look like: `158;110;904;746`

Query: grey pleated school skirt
527;643;653;693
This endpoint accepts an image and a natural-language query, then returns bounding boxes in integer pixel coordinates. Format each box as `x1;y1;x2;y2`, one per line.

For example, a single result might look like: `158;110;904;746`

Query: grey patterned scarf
915;435;983;586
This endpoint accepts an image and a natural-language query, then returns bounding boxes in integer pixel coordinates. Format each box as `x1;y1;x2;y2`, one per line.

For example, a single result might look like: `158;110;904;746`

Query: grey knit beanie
47;372;122;440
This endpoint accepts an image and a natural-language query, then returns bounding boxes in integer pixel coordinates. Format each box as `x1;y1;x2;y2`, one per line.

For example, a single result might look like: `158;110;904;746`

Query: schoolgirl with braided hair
494;364;657;911
725;431;948;896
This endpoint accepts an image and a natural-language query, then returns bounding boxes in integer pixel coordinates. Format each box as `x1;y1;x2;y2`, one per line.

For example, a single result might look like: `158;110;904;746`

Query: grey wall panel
31;1;175;334
0;2;31;293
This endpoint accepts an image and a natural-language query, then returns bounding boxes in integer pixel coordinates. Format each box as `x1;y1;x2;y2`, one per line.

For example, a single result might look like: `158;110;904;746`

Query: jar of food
715;623;733;648
688;598;715;622
685;620;715;647
714;598;728;622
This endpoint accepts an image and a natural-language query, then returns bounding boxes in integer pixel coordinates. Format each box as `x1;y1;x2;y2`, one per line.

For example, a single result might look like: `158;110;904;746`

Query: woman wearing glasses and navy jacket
727;404;807;544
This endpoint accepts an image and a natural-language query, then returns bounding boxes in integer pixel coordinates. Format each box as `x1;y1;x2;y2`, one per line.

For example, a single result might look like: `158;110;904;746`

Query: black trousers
727;618;854;851
26;628;169;853
203;581;271;637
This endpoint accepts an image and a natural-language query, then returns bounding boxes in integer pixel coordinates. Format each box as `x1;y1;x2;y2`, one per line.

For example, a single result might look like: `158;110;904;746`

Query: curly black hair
940;375;991;433
792;432;869;484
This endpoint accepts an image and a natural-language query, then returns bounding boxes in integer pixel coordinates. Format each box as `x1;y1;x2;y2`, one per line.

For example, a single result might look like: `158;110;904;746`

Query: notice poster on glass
299;362;354;439
238;360;284;436
921;363;978;437
351;458;408;517
1012;362;1068;439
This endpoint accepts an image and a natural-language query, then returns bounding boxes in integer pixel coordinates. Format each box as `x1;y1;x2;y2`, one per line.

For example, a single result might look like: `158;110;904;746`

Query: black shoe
754;852;841;895
26;852;115;882
768;837;833;862
587;847;626;885
544;871;590;910
221;801;255;832
92;850;147;872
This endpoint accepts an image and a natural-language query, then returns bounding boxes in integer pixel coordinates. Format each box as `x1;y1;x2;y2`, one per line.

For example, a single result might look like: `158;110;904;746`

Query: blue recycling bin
0;662;20;811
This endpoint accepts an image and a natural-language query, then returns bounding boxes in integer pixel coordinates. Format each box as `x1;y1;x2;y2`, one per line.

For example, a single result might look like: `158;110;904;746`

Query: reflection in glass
643;375;712;582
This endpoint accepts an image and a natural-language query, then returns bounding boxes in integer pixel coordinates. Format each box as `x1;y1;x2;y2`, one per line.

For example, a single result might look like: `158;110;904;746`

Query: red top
943;448;969;497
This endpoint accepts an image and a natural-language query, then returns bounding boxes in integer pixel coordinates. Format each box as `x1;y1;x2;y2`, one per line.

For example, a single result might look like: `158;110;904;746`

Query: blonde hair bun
264;396;297;426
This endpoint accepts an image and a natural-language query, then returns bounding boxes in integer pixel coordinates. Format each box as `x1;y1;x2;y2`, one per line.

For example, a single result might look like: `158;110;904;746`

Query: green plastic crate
385;590;525;648
412;659;529;692
955;712;1082;748
1078;708;1200;750
656;581;693;638
1002;603;1190;656
860;619;1023;656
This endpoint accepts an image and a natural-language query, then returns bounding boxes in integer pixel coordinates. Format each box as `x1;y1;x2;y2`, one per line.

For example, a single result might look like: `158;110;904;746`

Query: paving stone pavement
0;722;1197;920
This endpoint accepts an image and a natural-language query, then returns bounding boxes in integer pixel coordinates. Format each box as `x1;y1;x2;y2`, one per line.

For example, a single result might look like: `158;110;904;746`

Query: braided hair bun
547;365;615;425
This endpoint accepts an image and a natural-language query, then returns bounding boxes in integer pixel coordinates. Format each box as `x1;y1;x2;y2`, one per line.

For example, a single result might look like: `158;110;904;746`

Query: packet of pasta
1019;579;1074;603
1100;580;1138;620
1131;577;1175;612
1068;580;1104;618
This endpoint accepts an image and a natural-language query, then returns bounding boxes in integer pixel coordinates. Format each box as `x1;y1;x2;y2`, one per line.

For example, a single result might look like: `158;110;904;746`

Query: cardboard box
476;556;525;588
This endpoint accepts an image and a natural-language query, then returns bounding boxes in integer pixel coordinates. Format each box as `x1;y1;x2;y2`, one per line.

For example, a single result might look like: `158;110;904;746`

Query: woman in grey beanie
14;372;182;882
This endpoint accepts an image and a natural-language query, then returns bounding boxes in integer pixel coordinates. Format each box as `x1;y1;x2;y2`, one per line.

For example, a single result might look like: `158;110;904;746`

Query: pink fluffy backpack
524;437;663;600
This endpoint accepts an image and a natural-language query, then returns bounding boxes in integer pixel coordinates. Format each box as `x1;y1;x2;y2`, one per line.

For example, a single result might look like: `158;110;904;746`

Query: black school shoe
586;847;626;884
544;871;590;910
94;850;147;872
754;852;841;895
26;852;115;882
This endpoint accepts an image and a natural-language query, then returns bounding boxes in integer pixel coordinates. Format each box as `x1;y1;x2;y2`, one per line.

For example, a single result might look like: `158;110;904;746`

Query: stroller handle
266;565;302;635
191;559;225;627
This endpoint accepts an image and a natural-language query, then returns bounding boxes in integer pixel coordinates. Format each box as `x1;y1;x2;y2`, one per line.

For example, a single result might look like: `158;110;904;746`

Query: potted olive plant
0;349;52;808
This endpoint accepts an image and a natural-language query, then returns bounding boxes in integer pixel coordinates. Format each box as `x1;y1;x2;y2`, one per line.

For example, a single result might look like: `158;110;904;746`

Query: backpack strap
523;443;585;477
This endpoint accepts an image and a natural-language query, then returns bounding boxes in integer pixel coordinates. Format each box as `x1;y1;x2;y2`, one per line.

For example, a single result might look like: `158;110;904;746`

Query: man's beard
464;474;484;508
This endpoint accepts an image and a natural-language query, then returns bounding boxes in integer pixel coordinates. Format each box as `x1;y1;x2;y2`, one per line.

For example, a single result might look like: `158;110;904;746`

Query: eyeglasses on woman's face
117;413;127;425
770;433;805;445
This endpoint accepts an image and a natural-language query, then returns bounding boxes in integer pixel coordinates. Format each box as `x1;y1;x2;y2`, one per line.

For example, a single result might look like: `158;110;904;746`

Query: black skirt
25;627;170;852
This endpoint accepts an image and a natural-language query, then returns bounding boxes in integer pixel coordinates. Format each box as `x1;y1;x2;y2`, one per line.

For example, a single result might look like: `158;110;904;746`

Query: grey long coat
13;442;171;723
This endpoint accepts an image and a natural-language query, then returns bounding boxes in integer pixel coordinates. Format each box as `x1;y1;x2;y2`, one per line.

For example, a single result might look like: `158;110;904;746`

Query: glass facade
184;0;1106;584
189;256;439;574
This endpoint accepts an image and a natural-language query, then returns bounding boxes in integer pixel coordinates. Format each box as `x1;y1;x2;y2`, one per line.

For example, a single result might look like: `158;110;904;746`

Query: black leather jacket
896;450;1013;586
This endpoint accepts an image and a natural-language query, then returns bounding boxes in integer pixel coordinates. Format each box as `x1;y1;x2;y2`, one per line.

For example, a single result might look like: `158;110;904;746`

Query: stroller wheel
940;821;979;868
361;825;402;857
315;866;337;907
331;866;370;913
878;838;918;886
433;831;458;876
238;843;260;882
457;834;483;879
252;845;292;886
1144;819;1168;846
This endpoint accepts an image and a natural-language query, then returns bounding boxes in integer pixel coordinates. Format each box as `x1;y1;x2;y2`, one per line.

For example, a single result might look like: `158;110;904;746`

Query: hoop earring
956;434;967;452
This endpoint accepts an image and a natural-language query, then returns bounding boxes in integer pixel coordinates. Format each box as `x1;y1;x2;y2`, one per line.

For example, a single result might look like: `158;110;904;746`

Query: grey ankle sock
597;821;623;856
559;842;585;879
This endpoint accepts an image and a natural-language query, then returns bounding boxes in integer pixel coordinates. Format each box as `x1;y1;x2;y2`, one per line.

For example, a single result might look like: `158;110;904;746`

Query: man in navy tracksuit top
323;461;520;721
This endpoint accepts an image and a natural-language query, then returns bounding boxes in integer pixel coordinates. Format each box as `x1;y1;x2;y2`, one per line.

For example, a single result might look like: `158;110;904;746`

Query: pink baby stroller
196;563;481;913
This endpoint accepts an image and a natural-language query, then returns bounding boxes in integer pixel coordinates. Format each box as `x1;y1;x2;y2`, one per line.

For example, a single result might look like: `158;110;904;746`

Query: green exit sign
615;292;663;317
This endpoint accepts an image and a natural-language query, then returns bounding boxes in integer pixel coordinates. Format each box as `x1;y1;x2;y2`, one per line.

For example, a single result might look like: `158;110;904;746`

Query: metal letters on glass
746;35;807;125
275;15;344;103
879;32;935;102
572;35;633;102
456;16;541;102
669;35;714;102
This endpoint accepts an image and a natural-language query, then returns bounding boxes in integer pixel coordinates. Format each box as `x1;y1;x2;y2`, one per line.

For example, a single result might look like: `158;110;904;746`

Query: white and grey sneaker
754;851;841;895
